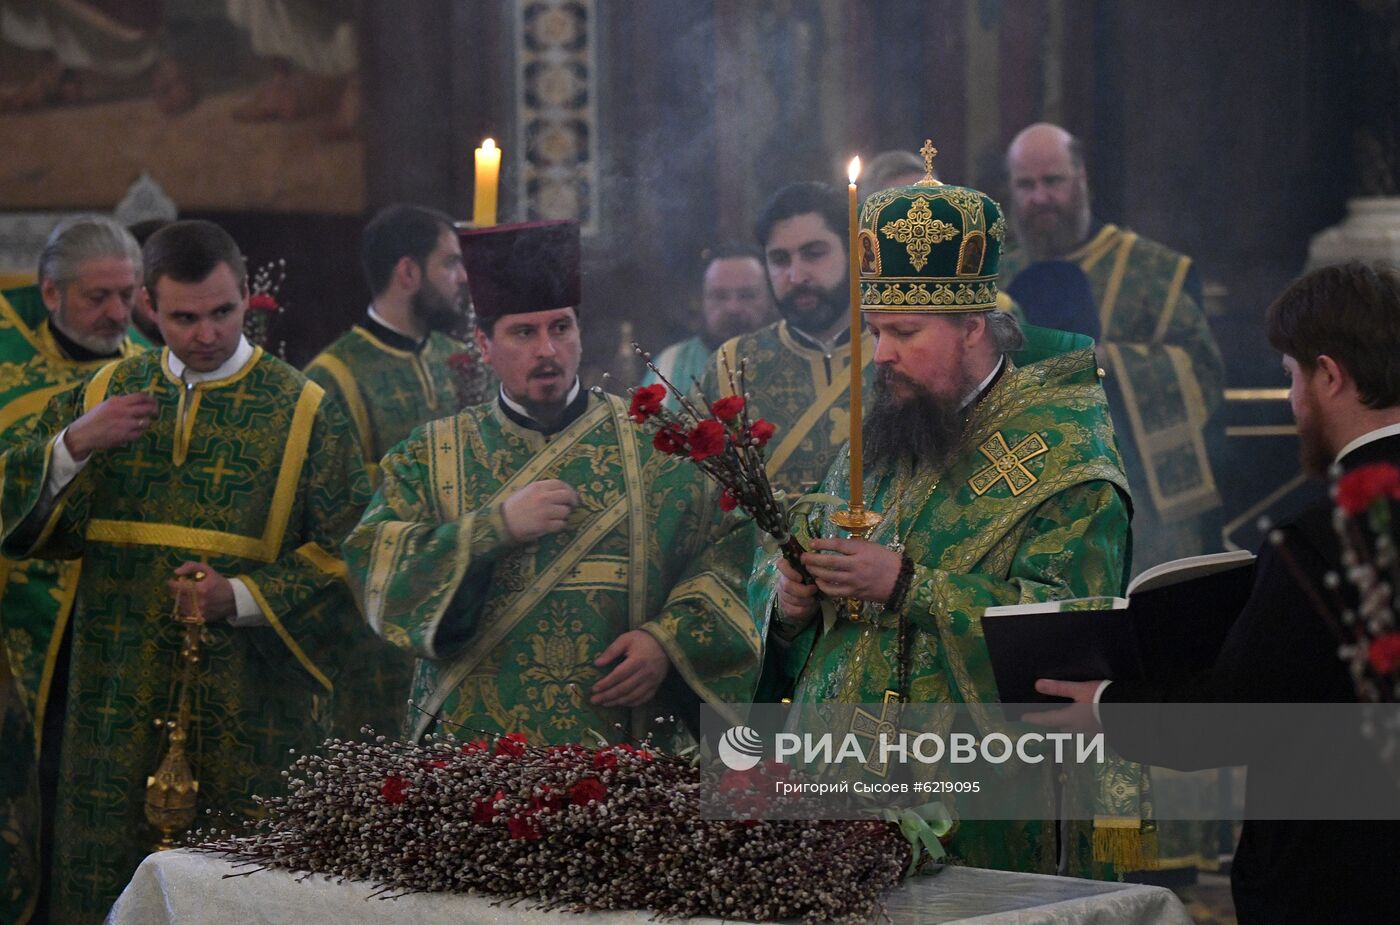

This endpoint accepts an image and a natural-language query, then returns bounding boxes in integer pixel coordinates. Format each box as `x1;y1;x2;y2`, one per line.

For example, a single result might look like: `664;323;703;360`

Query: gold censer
145;572;207;850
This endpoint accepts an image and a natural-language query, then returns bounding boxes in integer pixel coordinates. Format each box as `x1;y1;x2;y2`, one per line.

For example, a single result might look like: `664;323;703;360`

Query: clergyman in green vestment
0;217;150;925
305;205;485;740
343;220;760;748
0;221;371;923
999;123;1226;574
752;158;1144;876
641;243;775;411
698;183;877;500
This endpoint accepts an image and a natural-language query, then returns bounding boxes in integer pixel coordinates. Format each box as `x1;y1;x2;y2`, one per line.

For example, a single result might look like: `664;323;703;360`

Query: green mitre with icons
858;139;1007;313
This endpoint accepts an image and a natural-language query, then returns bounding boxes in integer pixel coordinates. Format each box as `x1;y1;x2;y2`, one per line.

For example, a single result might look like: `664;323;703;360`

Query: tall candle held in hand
847;155;864;512
474;138;501;227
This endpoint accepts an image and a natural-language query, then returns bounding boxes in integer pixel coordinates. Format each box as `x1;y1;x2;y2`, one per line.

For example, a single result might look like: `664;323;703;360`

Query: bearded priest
751;161;1142;876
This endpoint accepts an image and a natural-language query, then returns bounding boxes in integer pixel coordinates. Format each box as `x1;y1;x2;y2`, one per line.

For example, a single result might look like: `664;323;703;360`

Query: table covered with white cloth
106;849;1192;925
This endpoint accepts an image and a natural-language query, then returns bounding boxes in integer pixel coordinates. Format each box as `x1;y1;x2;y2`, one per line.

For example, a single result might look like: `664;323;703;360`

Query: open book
980;550;1256;710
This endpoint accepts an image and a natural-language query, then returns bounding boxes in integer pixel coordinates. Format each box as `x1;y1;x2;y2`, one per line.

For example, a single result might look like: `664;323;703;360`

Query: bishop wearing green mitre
753;142;1149;877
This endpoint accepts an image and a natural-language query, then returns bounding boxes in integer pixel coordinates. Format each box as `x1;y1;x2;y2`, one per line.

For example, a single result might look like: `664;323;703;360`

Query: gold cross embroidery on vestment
968;431;1048;497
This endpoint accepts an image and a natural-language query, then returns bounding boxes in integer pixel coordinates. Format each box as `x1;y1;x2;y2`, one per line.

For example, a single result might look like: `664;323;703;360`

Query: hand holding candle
473;138;501;227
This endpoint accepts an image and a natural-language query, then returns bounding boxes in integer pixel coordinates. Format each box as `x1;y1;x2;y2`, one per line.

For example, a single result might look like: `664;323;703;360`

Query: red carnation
718;768;755;794
711;395;746;423
495;732;528;757
419;758;448;770
652;426;687;456
719;487;739;512
687;419;728;461
507;815;542;840
1336;463;1400;515
592;748;619;770
531;785;565;813
747;419;776;447
447;352;475;372
629;384;668;422
248;292;279;313
569;776;608;806
472;789;505;825
1368;632;1400;675
380;775;410;804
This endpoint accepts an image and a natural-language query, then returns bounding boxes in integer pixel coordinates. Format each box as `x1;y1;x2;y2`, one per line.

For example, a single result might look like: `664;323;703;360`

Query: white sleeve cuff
1091;680;1112;727
46;428;88;495
226;579;269;627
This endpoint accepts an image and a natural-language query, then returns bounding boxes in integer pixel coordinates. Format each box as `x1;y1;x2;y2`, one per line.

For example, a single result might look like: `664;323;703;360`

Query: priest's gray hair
942;308;1025;354
38;215;143;287
984;308;1025;353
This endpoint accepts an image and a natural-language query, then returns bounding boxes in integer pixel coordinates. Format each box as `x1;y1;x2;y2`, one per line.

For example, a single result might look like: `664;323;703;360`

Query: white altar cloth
106;849;1192;925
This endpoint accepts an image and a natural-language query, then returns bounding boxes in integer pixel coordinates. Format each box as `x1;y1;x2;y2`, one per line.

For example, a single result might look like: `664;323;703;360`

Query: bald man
999;123;1226;575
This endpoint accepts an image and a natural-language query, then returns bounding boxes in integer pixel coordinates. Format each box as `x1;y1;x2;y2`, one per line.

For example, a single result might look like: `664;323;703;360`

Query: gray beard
1011;204;1091;261
52;307;124;355
863;366;975;474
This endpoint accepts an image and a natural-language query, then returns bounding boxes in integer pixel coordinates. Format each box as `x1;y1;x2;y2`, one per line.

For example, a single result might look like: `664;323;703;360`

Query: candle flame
481;138;497;151
848;155;861;184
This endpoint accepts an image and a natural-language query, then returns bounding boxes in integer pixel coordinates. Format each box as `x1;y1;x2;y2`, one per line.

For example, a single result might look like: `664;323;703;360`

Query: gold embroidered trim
0;382;69;435
85;521;273;561
1068;223;1122;273
81;358;125;413
0;290;45;356
1096;231;1138;336
557;555;630;590
295;541;348;579
609;393;648;635
307;352;375;465
32;560;81;760
862;279;998;310
241;575;334;694
1151;255;1192;345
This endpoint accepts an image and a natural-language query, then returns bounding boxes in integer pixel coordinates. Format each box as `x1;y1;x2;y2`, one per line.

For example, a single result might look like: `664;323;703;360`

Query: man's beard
411;282;464;333
1298;413;1332;477
54;303;125;355
776;279;847;337
863;364;976;473
1012;190;1091;261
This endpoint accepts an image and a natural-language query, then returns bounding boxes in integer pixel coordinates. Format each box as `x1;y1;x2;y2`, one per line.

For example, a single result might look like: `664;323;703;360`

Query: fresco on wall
0;0;363;214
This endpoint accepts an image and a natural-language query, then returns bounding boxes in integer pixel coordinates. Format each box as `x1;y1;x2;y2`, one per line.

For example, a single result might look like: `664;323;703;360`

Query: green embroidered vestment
0;286;147;925
305;324;476;739
0;346;370;923
343;392;761;745
752;341;1133;875
699;321;876;497
1000;225;1225;570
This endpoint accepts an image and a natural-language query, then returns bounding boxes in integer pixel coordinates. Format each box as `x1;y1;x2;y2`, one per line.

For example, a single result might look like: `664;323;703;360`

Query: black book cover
981;557;1255;715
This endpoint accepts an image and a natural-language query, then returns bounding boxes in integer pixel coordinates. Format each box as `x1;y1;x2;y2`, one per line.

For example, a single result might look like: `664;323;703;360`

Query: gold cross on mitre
917;139;941;186
968;431;1049;497
849;690;910;778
